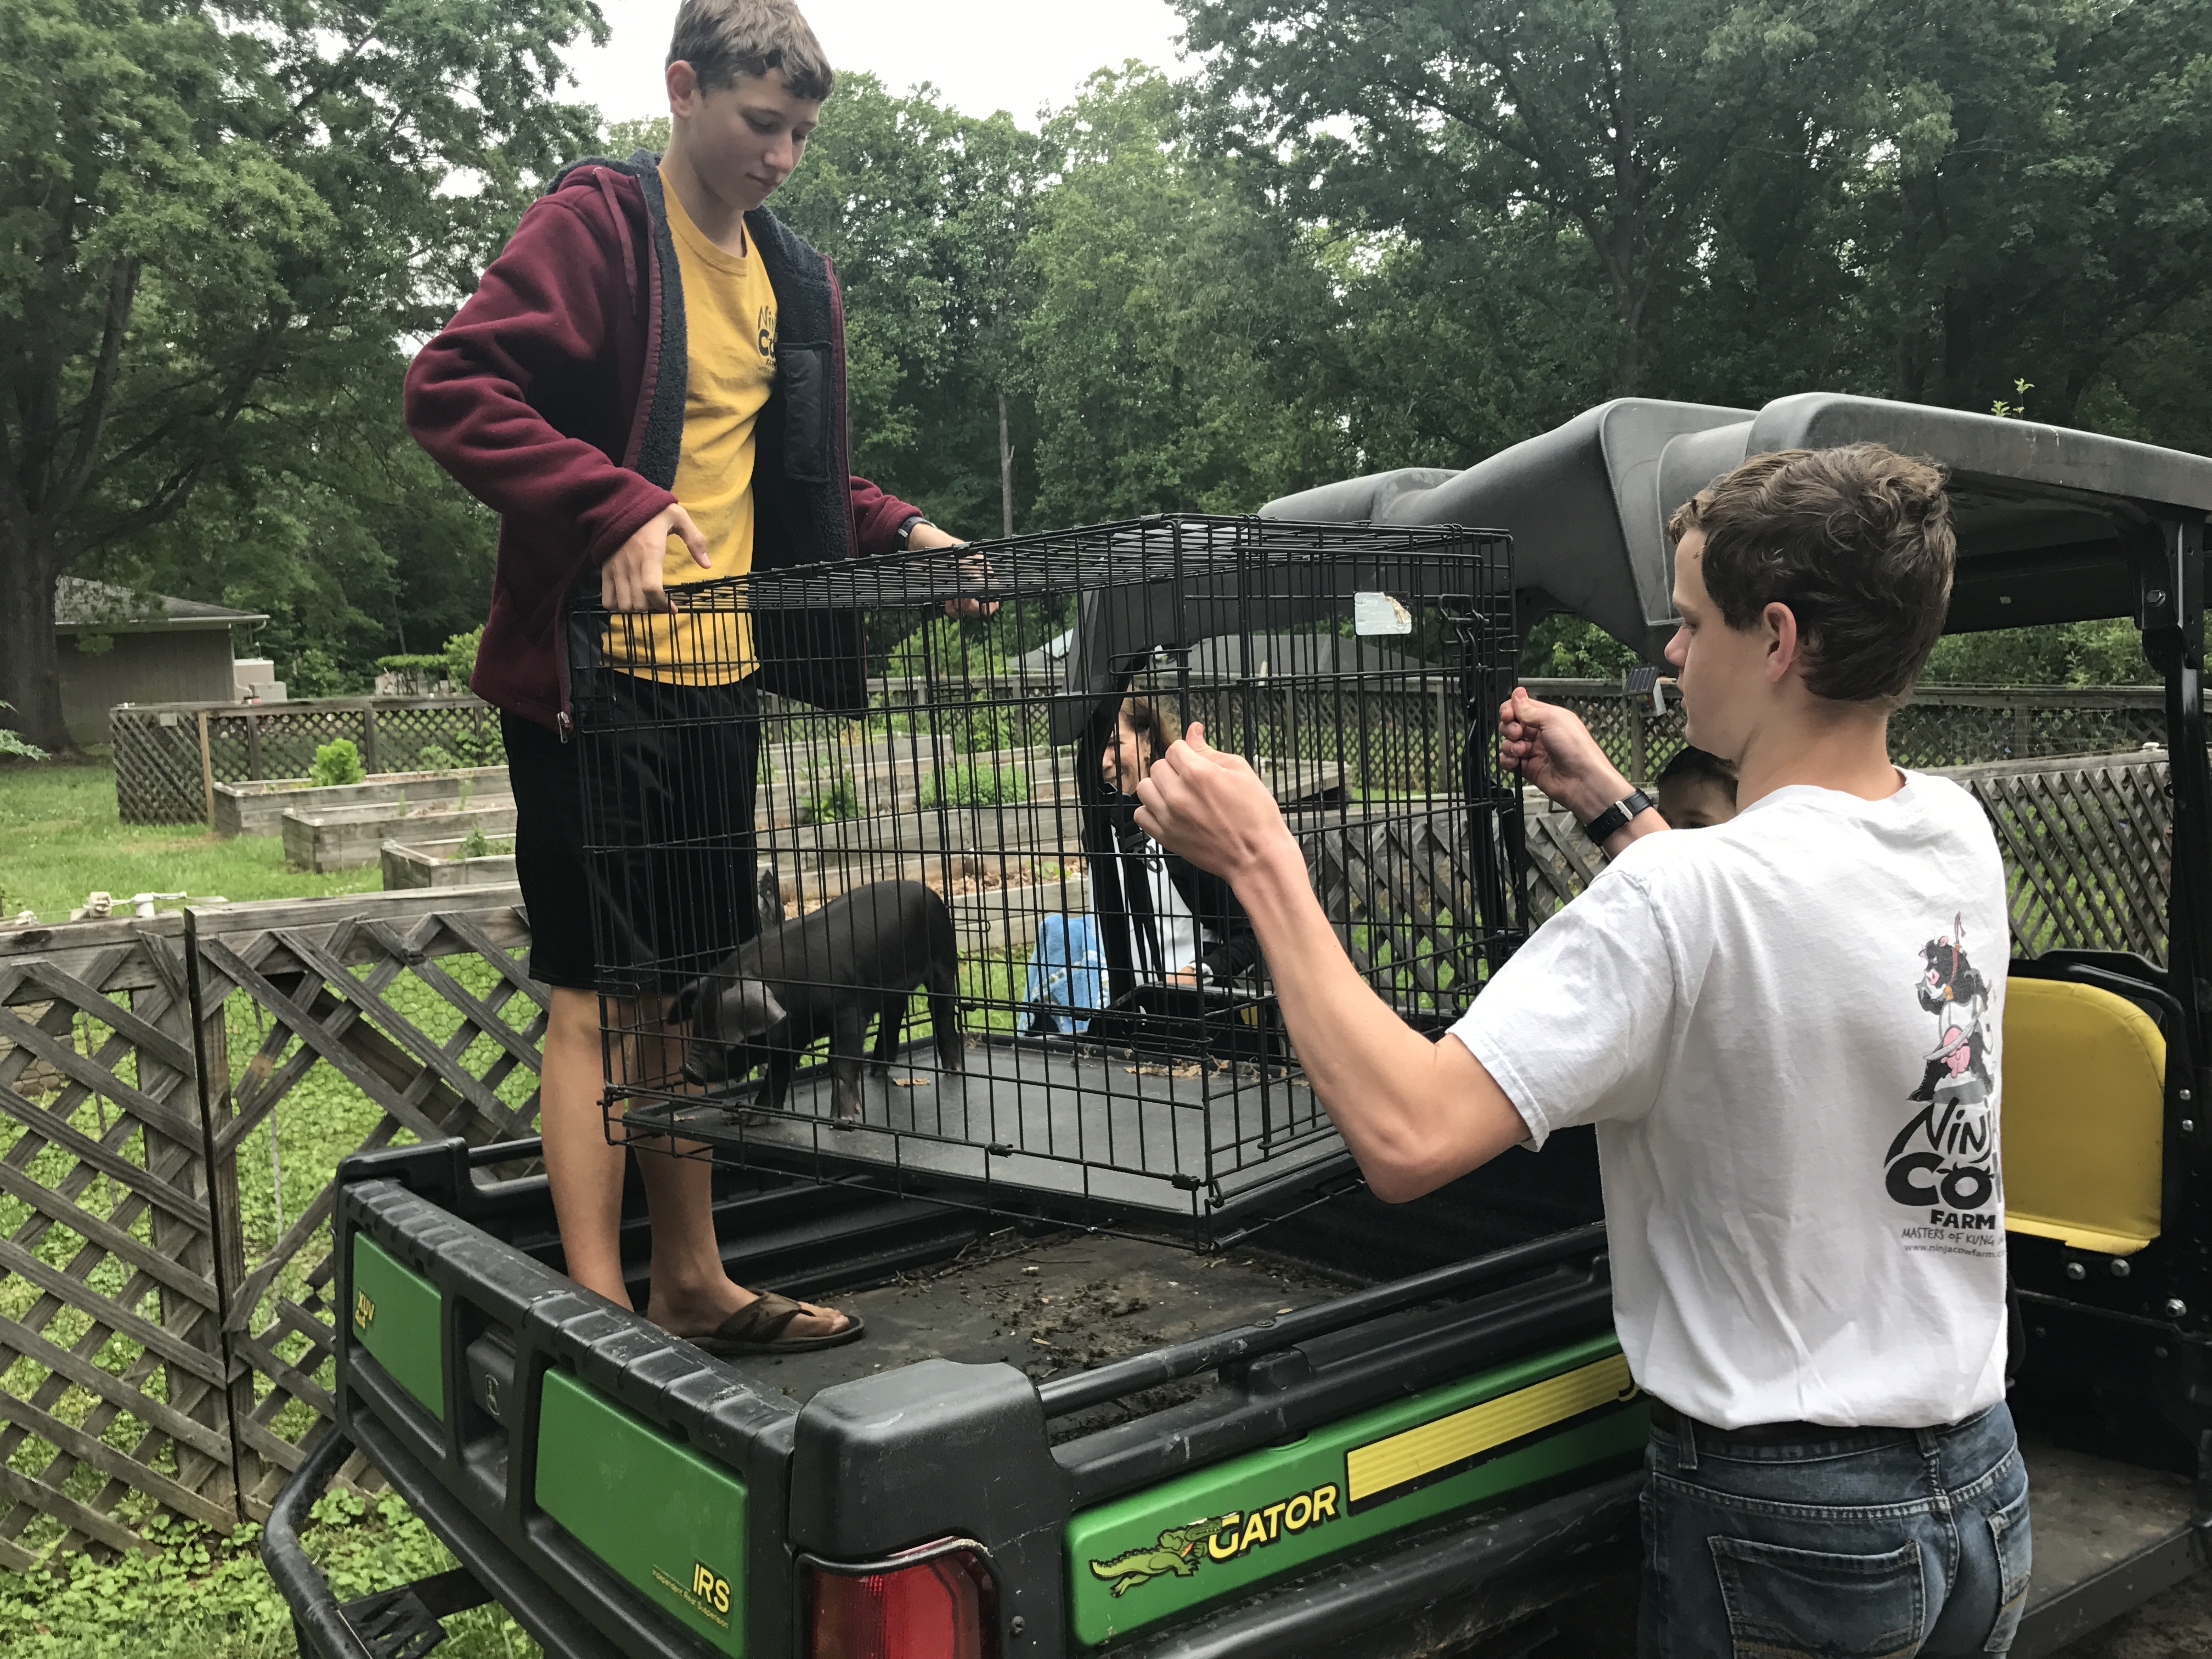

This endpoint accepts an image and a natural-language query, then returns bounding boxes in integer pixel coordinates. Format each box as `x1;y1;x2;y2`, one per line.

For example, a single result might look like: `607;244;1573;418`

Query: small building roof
54;577;268;634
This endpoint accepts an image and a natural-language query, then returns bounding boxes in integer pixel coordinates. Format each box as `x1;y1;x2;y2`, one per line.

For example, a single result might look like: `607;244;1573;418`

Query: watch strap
1582;788;1655;845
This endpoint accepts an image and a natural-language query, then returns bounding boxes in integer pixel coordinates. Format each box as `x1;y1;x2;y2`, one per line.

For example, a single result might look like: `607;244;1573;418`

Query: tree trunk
0;526;72;754
998;386;1015;539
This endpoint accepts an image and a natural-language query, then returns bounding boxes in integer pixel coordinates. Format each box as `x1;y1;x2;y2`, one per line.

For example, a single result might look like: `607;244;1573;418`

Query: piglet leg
872;989;907;1078
830;1005;867;1122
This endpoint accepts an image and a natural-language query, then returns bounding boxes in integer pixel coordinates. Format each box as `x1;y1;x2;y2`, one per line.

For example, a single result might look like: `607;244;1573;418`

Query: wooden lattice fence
1521;750;2179;965
0;889;537;1563
0;922;231;1568
110;698;505;826
1527;681;2167;786
109;681;2169;828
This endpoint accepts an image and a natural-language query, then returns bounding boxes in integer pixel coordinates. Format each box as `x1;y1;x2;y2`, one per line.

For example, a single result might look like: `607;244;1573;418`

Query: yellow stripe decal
1346;1353;1636;1505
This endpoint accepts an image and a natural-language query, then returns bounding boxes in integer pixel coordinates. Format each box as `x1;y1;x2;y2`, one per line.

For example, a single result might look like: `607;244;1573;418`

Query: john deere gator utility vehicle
266;393;2211;1659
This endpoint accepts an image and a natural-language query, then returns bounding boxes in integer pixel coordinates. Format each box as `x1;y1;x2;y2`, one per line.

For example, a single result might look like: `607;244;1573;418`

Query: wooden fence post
246;710;263;781
196;710;216;826
359;705;380;775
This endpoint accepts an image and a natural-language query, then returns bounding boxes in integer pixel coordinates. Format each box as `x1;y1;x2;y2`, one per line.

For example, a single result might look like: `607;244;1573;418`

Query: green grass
0;760;379;924
0;763;539;1645
0;1493;540;1658
0;955;541;1550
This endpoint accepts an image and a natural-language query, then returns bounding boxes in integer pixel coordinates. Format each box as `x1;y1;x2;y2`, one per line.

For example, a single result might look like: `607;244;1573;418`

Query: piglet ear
731;978;787;1039
669;978;706;1028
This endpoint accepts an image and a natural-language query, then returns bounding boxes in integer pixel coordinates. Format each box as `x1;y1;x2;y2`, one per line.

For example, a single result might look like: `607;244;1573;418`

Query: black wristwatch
894;514;933;550
1581;788;1655;845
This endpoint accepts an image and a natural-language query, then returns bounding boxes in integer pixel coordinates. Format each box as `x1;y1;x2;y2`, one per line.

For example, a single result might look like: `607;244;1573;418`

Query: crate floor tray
618;1036;1353;1223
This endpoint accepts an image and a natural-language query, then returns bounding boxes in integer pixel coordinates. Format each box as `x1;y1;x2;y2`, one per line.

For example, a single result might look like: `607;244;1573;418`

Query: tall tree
1018;67;1352;524
85;348;499;690
1;0;601;751
1182;0;1853;396
1853;0;2212;416
770;76;1048;536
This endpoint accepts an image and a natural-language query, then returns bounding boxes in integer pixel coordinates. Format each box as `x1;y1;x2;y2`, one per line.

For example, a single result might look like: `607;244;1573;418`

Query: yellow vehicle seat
2002;977;2166;1256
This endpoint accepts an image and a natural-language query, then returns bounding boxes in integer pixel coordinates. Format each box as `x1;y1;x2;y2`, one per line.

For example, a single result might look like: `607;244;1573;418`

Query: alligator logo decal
1088;1515;1240;1596
1087;1485;1344;1597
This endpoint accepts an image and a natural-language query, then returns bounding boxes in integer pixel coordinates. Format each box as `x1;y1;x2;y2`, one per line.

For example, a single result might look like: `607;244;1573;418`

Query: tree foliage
1018;68;1353;524
10;0;2212;754
1;0;602;747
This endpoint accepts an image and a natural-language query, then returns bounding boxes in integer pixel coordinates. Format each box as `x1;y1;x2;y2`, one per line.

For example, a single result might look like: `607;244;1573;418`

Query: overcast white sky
560;2;1191;131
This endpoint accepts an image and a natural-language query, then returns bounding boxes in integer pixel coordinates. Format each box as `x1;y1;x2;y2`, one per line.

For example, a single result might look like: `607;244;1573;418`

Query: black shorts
504;675;761;994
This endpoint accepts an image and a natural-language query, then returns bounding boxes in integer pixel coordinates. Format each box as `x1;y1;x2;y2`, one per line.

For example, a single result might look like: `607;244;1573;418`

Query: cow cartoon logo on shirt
1884;917;2001;1247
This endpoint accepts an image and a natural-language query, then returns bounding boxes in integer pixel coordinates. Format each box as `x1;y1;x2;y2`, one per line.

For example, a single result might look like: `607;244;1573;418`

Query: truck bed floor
735;1230;1341;1409
2019;1432;2204;1658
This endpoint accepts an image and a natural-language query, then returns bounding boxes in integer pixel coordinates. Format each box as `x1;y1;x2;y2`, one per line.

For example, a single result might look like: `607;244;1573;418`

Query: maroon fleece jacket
404;156;918;732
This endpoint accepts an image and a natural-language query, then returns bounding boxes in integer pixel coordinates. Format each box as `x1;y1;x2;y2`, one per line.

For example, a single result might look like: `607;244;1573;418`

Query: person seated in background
1653;744;1739;828
1101;696;1260;988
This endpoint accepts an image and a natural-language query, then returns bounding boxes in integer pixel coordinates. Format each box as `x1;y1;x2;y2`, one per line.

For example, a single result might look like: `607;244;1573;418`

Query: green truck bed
266;1130;1661;1659
266;1132;2207;1659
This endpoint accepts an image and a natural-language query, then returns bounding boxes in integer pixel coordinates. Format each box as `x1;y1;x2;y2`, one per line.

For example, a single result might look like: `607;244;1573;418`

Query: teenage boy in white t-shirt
1133;445;2028;1656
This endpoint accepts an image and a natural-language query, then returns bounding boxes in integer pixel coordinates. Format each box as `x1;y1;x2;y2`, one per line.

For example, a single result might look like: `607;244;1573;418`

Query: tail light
805;1538;996;1659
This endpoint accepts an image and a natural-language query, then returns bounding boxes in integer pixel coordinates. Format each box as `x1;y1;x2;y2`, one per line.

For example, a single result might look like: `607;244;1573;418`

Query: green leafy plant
454;826;495;860
926;764;1029;807
1990;377;2034;419
957;703;1024;754
455;724;506;768
375;652;447;675
413;743;460;771
0;702;48;762
309;738;366;788
288;647;353;699
800;775;862;823
442;627;484;694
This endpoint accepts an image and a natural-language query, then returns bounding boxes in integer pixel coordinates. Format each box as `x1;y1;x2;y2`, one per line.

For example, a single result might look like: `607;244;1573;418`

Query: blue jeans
1639;1401;2031;1657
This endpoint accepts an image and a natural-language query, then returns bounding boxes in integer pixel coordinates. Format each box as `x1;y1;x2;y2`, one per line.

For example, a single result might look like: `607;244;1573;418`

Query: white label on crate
1353;592;1413;636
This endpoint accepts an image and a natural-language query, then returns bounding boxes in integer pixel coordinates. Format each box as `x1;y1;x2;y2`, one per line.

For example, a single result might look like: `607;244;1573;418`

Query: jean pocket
1709;1534;1925;1658
1983;1483;2033;1652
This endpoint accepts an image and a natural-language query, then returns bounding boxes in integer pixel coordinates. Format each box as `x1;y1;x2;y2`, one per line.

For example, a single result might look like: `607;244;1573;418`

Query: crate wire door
570;517;1520;1241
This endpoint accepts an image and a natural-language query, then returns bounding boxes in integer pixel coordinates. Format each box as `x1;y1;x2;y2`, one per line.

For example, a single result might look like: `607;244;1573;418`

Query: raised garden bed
214;766;509;837
380;834;520;891
283;796;517;873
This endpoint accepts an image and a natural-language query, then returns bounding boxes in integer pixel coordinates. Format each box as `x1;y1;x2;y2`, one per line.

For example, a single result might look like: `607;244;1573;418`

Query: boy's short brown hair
1120;695;1182;758
1667;444;1955;708
669;0;834;103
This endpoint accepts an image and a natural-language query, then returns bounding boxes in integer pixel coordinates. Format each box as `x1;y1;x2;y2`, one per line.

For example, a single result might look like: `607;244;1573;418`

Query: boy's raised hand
903;520;1000;618
1498;686;1633;821
1133;723;1297;885
602;503;710;612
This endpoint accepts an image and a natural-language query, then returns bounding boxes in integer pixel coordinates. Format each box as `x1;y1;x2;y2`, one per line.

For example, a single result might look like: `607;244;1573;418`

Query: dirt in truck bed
744;1228;1346;1427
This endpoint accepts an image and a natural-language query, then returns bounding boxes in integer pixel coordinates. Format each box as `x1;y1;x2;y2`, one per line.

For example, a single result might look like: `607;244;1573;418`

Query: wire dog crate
570;515;1522;1243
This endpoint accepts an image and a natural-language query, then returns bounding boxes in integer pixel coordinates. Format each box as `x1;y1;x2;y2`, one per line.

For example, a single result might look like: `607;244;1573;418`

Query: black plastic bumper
1114;1469;1645;1659
261;1416;625;1659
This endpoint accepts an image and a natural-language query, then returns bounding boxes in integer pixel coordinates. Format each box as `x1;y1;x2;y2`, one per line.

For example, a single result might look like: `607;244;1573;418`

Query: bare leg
539;986;850;1338
540;986;634;1306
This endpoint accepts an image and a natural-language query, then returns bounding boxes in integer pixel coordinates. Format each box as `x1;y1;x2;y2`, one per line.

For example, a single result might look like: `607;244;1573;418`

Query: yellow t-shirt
610;172;778;682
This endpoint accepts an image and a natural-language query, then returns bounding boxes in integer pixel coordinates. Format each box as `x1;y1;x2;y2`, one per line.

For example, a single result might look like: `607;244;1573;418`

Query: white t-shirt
1451;772;2010;1430
1127;835;1201;978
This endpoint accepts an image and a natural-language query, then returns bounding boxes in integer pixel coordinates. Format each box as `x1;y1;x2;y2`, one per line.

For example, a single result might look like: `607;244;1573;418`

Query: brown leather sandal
687;1293;866;1357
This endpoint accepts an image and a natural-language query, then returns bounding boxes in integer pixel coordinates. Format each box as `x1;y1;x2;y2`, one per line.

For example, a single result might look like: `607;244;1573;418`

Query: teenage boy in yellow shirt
408;0;971;1355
